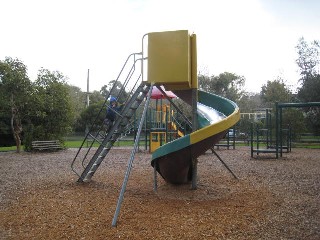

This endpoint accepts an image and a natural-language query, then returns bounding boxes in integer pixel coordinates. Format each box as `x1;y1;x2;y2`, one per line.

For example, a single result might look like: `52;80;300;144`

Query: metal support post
212;149;238;179
191;88;198;190
275;102;279;159
112;84;153;227
279;106;283;157
250;122;254;157
153;160;158;192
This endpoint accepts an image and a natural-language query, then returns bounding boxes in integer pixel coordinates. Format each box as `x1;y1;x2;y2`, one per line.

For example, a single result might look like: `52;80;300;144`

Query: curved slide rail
151;90;240;184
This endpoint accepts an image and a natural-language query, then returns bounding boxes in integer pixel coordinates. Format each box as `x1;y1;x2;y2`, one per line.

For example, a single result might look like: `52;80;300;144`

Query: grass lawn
0;146;18;152
0;139;146;152
1;140;319;152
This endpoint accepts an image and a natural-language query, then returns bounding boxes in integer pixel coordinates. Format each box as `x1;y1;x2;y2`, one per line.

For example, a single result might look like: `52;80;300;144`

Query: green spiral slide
151;90;240;184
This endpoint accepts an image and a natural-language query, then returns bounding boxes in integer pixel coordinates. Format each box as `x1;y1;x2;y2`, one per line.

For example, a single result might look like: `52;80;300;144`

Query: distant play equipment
71;30;240;226
148;86;184;153
213;126;236;150
250;102;320;158
275;102;320;157
250;108;292;158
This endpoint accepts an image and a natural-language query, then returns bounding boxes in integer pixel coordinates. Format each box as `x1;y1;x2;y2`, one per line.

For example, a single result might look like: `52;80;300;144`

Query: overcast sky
1;0;319;93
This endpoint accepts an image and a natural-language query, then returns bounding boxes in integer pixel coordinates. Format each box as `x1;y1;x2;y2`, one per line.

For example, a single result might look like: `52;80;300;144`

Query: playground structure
71;30;240;226
148;86;187;153
250;102;320;158
103;86;189;152
250;108;292;158
212;126;236;150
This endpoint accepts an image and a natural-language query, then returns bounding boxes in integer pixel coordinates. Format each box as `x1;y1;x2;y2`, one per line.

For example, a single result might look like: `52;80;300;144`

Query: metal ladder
76;82;151;183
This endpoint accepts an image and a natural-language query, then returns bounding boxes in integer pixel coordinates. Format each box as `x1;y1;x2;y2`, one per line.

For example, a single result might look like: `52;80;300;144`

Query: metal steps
77;82;151;183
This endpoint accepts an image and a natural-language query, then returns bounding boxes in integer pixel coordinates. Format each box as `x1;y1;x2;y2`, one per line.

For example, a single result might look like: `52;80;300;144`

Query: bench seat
31;140;62;151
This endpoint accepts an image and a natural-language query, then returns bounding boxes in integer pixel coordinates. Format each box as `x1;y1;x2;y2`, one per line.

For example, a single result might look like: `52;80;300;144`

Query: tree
76;101;105;132
0;57;32;152
90;90;105;104
260;77;306;138
297;75;320;102
236;92;265;135
260;77;293;107
296;37;320;101
100;80;129;103
237;92;263;113
66;85;87;131
296;37;319;81
296;37;320;102
66;85;106;133
295;37;320;133
23;68;74;150
199;72;245;102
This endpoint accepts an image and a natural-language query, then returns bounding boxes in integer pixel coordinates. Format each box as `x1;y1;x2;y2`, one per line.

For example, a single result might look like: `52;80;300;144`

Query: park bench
31;140;63;151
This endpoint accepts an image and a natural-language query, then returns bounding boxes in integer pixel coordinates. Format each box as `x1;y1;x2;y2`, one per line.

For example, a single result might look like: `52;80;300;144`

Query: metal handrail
71;52;142;177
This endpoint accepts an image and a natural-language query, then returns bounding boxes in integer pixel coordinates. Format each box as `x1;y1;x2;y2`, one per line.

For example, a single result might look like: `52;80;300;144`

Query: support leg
191;158;198;190
212;149;238;180
153;160;158;192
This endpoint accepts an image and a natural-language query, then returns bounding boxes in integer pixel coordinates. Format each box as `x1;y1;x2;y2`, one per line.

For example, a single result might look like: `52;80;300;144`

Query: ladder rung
141;86;150;93
130;102;139;109
136;96;145;102
125;111;134;118
88;133;103;144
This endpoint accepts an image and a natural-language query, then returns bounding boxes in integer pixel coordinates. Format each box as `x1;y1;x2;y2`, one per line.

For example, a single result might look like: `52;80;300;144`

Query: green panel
152;134;190;160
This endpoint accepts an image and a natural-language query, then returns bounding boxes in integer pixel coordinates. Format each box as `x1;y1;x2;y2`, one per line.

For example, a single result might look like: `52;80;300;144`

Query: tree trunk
11;95;23;153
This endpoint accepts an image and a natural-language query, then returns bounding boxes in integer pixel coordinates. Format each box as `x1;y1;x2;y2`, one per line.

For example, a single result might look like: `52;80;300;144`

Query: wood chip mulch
0;146;319;239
